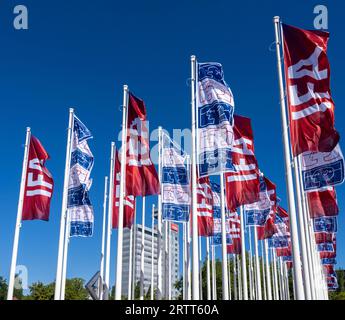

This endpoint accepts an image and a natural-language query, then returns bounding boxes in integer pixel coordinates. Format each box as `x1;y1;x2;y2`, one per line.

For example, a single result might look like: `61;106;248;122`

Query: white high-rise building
121;222;180;299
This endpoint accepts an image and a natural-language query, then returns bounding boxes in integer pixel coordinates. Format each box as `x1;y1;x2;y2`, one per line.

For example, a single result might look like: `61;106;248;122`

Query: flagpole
284;262;290;300
272;249;280;300
264;239;272;300
140;196;146;300
164;220;168;298
253;227;262;300
99;176;109;299
105;142;115;300
187;219;192;300
132;221;137;299
128;223;133;300
54;108;74;300
115;84;129;300
7;127;31;300
199;236;203;299
183;223;187;300
239;206;248;300
227;254;232;300
151;204;155;300
220;174;229;300
237;254;242;300
248;226;254;299
233;255;237;300
157;126;163;299
190;55;200;300
205;237;211;300
273;16;305;300
260;240;267;300
168;222;172;300
211;245;217;300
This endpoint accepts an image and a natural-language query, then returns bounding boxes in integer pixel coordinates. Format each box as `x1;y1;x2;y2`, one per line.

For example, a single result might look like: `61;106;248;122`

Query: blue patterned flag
313;216;337;233
161;132;190;222
197;62;235;177
68;115;94;237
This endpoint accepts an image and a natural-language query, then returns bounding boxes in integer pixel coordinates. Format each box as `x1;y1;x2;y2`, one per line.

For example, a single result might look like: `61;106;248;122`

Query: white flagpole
260;240;267;300
105;142;115;300
140;196;146;300
211;245;217;300
99;176;109;299
284;262;290;300
7;127;31;300
168;222;172;300
205;237;211;300
190;55;200;300
228;254;232;300
273;16;305;300
164;220;168;298
151;204;155;300
272;249;280;300
157;126;163;299
128;224;133;300
237;255;242;300
277;256;283;299
264;239;272;300
183;223;187;300
220;174;229;300
132;222;137;299
128;198;137;300
248;226;254;300
199;236;203;299
239;206;248;300
233;255;237;300
115;84;129;300
187;219;192;300
54;108;74;300
253;227;262;300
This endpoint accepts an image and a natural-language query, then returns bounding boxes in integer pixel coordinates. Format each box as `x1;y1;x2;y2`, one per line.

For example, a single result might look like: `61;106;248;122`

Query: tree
65;278;89;300
28;281;54;300
0;277;8;300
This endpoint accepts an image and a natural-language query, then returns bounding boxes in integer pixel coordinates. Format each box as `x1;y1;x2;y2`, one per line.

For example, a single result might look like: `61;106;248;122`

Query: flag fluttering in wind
197;62;235;177
196;177;214;236
307;187;339;218
227;212;241;254
22;136;54;221
161;132;190;222
300;144;344;192
113;149;135;229
282;23;340;156
68;115;94;237
225;115;260;212
125;92;160;196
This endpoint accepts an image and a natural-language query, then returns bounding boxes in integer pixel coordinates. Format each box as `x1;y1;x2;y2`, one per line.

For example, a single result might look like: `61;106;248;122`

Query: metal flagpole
237;255;242;300
99;176;109;299
151;204;155;300
228;254;232;300
211;245;217;300
190;55;200;300
264;239;272;300
7;127;31;300
140;197;146;300
168;222;172;300
206;237;211;300
187;220;192;299
272;249;280;300
260;240;267;300
157;126;163;299
199;236;203;299
220;174;229;300
183;223;187;300
277;256;283;299
105;142;115;300
248;226;254;300
164;220;168;298
284;262;290;300
115;85;129;300
273;16;305;300
132;223;137;299
270;248;277;300
128;224;133;300
233;255;237;300
253;226;262;300
239;206;248;300
54;108;74;300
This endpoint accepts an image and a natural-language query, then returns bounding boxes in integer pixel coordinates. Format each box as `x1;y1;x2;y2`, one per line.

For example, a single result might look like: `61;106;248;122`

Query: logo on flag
161;133;190;222
197;62;235;177
313;216;337;233
68;116;94;237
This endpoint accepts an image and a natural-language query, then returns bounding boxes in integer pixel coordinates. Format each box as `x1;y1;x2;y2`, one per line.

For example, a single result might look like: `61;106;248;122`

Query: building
121;222;179;299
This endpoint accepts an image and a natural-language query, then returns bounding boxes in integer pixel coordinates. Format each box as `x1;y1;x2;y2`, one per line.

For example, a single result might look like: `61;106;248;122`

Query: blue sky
0;0;344;292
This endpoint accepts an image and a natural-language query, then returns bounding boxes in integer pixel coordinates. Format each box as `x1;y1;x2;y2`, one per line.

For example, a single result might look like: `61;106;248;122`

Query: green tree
28;281;54;300
0;277;8;300
64;278;89;300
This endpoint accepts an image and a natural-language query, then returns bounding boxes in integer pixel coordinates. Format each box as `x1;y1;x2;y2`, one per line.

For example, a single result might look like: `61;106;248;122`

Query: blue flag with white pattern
161;132;190;222
68;115;94;237
197;62;235;177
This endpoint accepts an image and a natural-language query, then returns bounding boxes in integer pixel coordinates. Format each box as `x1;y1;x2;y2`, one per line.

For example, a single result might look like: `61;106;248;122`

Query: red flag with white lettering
125;92;160;196
197;177;214;237
113;150;135;229
227;212;241;254
22;136;54;221
225;115;260;212
282;24;339;156
307;187;338;218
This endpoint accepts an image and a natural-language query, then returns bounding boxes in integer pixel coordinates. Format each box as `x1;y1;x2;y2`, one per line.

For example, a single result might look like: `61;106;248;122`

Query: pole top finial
69;107;74;113
26;127;31;132
123;84;128;91
111;141;115;147
273;16;280;23
191;55;196;61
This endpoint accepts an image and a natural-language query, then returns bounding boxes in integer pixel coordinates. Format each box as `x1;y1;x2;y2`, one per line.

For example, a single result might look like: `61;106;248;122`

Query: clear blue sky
0;0;344;292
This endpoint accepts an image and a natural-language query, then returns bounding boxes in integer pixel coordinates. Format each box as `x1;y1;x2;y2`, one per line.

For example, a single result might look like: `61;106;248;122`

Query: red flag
113;150;136;229
314;232;334;244
196;177;214;237
257;214;277;240
282;23;339;156
225;115;260;212
319;235;336;259
276;245;291;257
125;92;160;196
22;136;54;221
307;187;338;218
227;212;241;254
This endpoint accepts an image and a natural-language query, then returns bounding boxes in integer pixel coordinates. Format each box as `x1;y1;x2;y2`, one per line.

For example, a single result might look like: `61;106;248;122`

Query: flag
227;212;241;254
196;177;214;236
68;115;94;237
322;258;337;265
301;144;344;191
197;62;235;177
307;187;339;218
313;216;337;233
113;150;135;229
282;23;339;156
22;136;54;221
225;115;260;212
256;214;277;240
317;242;335;252
125;92;160;196
314;231;334;244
